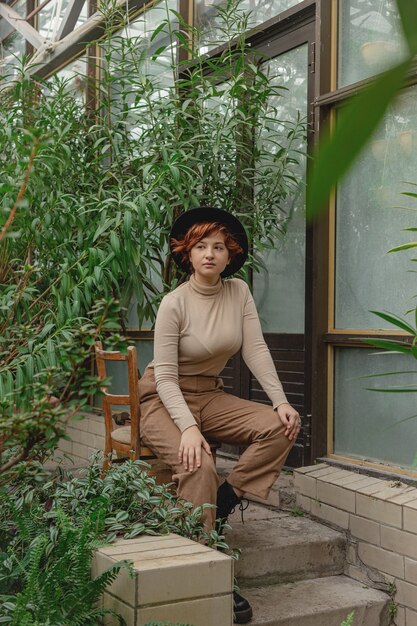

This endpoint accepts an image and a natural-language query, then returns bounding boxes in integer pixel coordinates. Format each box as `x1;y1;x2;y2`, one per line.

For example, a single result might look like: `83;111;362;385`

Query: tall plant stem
0;138;40;242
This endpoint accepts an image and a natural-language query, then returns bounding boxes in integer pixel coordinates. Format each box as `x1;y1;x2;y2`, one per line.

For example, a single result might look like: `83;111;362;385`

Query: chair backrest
94;341;140;447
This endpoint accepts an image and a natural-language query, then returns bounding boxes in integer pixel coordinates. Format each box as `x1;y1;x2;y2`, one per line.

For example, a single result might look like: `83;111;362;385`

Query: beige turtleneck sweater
149;274;288;432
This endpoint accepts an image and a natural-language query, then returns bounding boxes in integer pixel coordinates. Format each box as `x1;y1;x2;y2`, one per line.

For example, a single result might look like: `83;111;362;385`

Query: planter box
92;533;234;626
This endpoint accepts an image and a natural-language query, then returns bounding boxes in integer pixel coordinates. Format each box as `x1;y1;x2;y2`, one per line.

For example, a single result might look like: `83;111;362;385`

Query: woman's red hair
171;222;243;273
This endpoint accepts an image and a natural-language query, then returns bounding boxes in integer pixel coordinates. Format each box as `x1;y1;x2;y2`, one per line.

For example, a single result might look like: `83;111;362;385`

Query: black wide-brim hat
170;207;248;278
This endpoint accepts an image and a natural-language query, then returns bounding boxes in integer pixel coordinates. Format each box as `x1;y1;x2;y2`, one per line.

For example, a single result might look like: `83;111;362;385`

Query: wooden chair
95;341;163;475
94;342;219;477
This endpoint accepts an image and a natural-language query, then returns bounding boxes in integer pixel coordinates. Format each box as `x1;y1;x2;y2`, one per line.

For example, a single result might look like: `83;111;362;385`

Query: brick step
226;504;346;585
242;575;390;626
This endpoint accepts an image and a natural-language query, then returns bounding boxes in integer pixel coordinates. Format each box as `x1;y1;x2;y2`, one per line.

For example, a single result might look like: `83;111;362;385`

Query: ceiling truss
0;0;146;77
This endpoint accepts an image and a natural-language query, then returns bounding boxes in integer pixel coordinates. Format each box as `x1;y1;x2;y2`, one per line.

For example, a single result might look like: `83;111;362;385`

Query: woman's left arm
240;282;301;440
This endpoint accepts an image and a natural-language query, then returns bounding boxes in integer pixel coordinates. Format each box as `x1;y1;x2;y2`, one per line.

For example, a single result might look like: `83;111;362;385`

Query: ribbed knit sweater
149;273;288;432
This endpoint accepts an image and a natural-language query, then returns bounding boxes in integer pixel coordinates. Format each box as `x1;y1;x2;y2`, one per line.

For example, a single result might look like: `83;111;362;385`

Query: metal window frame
311;0;417;477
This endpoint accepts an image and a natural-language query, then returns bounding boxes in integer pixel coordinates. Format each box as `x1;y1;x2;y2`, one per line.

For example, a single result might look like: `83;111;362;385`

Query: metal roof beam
56;0;86;41
0;1;44;48
26;0;146;77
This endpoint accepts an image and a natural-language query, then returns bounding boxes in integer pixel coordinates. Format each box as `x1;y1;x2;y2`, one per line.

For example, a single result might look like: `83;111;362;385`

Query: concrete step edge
240;575;390;626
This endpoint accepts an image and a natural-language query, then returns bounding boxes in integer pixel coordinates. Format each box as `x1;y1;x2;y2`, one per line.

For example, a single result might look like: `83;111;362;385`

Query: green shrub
0;510;131;625
0;456;237;600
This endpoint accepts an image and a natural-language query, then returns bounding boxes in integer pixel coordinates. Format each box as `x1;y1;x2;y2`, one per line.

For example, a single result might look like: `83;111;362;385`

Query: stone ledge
92;533;234;626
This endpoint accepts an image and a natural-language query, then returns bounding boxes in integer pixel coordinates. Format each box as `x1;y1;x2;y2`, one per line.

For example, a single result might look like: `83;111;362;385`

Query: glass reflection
106;0;178;137
338;0;408;88
0;0;28;77
335;87;417;330
196;0;302;51
38;0;88;40
334;348;417;468
253;44;307;333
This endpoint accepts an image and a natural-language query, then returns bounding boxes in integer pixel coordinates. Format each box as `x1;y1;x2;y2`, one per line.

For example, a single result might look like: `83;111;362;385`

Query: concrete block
405;558;417;585
350;514;380;545
394;604;405;626
307;467;347;479
317;481;356;513
388;488;417;505
406;607;417;626
343;477;384;492
58;438;72;453
355;480;386;495
381;526;417;560
330;473;373;487
310;499;350;529
295;493;311;512
396;580;417;612
358;542;404;578
138;595;233;626
369;484;413;501
404;505;417;534
72;442;89;460
319;469;355;483
66;426;85;444
293;471;317;499
102;592;135;626
88;418;106;436
356;494;402;528
93;533;233;626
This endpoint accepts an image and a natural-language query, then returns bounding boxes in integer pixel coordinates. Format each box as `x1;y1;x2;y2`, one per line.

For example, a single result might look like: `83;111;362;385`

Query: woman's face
189;232;230;284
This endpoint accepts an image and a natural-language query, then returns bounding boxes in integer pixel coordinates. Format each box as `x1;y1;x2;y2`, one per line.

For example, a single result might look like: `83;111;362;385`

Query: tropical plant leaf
368;310;416;334
306;59;412;219
397;0;417;55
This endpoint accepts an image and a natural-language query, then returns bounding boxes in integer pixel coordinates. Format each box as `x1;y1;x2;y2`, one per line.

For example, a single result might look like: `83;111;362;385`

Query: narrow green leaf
359;337;412;354
397;0;417;55
150;20;168;42
369;310;416;335
388;242;417;253
307;59;412;219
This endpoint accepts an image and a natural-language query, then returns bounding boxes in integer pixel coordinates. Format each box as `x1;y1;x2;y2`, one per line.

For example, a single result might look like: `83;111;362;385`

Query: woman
139;207;301;624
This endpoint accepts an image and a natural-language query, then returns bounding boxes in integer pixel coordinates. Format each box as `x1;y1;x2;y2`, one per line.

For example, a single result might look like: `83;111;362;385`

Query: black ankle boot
234;590;253;624
216;480;242;531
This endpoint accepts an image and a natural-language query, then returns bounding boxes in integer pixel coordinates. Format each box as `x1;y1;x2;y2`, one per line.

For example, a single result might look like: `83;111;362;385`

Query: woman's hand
276;403;301;441
179;425;212;472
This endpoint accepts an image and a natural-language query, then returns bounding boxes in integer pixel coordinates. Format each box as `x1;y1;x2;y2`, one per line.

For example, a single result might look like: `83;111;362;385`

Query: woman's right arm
154;296;212;471
153;295;196;432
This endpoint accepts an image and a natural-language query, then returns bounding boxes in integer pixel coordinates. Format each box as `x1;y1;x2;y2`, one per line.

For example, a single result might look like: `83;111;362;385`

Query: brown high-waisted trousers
139;367;295;531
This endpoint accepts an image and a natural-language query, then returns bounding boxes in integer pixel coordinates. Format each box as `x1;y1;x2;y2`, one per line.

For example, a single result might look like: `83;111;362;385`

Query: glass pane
106;0;178;135
334;348;417;468
38;0;88;40
112;0;177;85
196;0;303;51
253;44;308;333
0;0;28;78
338;0;408;88
335;86;417;330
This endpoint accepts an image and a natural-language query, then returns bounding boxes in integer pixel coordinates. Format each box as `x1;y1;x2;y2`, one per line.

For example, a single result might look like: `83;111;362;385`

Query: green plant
0;509;131;625
289;506;305;517
340;611;355;626
357;196;417;428
0;457;236;623
0;0;304;475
